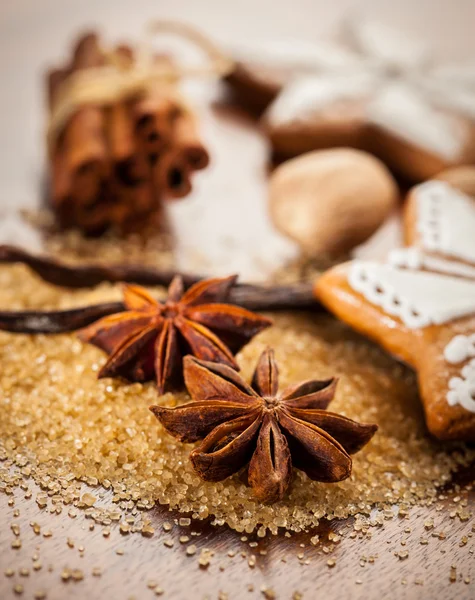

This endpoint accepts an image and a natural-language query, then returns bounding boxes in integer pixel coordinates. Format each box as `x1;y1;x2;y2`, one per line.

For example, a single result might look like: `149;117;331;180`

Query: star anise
78;275;272;393
151;348;378;502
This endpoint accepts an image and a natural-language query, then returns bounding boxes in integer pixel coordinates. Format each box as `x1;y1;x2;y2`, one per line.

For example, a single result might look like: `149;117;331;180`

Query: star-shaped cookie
316;180;475;440
228;19;475;182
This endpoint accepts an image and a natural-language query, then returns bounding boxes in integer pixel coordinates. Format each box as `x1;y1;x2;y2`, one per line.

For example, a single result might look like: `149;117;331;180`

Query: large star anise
78;275;272;393
151;348;377;502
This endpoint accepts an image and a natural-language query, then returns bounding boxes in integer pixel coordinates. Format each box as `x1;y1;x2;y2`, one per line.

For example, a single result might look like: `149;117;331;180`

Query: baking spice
0;245;315;333
46;24;217;235
0;243;194;290
152;349;377;502
268;149;398;258
0;265;475;534
78;276;271;392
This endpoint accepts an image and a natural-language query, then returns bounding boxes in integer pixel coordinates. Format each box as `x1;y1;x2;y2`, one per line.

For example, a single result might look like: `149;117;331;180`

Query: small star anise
78;275;272;393
151;348;378;502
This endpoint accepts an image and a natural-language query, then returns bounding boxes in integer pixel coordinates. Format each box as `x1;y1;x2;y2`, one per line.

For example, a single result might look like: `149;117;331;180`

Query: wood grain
1;476;475;600
2;4;475;596
1;112;475;600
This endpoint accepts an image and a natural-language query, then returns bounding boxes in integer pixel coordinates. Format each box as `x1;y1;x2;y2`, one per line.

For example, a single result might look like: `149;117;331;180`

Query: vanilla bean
0;245;320;334
0;245;201;289
0;303;123;334
229;283;316;311
0;282;317;334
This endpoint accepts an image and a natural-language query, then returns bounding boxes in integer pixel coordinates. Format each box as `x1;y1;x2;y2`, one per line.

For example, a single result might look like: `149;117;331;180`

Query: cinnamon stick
154;148;192;199
133;86;176;160
65;33;108;209
109;101;147;185
108;176;158;231
50;152;72;211
47;67;70;111
108;45;147;186
48;68;72;212
132;54;178;160
173;108;210;171
46;31;211;233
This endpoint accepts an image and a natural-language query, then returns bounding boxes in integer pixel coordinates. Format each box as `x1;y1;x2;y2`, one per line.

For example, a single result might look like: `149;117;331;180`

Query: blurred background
0;0;474;278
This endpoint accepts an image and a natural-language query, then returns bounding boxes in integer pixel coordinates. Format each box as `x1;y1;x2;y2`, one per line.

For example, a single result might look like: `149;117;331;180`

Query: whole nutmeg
269;148;399;257
435;165;475;197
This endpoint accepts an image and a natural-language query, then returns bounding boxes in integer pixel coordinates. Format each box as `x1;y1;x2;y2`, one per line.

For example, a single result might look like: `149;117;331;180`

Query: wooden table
1;459;475;599
2;2;475;598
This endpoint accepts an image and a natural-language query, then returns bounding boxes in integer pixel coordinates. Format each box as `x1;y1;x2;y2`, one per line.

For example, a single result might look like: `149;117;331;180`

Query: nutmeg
435;166;475;198
269;148;399;257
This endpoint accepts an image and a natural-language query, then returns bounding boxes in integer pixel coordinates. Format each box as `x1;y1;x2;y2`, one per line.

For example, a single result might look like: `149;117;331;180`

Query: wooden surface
2;2;475;599
1;429;475;600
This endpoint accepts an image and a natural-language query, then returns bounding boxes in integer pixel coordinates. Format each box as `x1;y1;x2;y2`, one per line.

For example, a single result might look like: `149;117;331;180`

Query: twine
47;20;234;153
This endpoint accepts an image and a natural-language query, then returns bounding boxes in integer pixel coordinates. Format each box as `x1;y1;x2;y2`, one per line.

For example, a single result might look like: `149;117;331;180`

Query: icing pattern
415;181;475;263
445;334;475;413
262;20;475;159
366;84;466;160
348;261;475;329
388;248;475;280
444;334;475;364
266;73;378;126
367;82;468;160
232;39;363;74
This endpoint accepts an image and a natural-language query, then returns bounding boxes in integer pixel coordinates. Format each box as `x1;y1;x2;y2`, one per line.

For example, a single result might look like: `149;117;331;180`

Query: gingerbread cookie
315;181;475;440
403;180;475;260
436;166;475;198
226;39;363;115
258;20;475;181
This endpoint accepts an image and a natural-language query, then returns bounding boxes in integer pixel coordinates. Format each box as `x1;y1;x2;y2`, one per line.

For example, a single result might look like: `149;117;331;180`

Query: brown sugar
0;264;474;533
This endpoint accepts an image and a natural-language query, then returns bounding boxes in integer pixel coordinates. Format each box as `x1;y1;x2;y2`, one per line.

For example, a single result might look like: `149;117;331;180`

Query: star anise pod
151;348;378;503
78;275;272;393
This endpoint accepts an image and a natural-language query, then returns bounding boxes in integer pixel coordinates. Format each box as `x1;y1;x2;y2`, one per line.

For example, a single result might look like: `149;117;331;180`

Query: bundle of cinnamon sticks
47;31;210;235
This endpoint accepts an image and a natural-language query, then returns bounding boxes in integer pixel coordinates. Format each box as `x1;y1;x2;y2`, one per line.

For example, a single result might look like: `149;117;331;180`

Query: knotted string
47;20;234;153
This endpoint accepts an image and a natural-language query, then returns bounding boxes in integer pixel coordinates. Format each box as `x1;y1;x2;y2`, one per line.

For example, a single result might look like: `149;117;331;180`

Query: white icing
345;18;430;71
348;261;475;329
353;211;404;261
366;83;467;160
447;360;475;412
388;248;475;280
444;335;475;413
444;334;475;364
432;62;475;89
266;73;379;126
415;181;475;264
416;74;475;120
388;248;423;270
232;40;363;74
259;20;474;161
